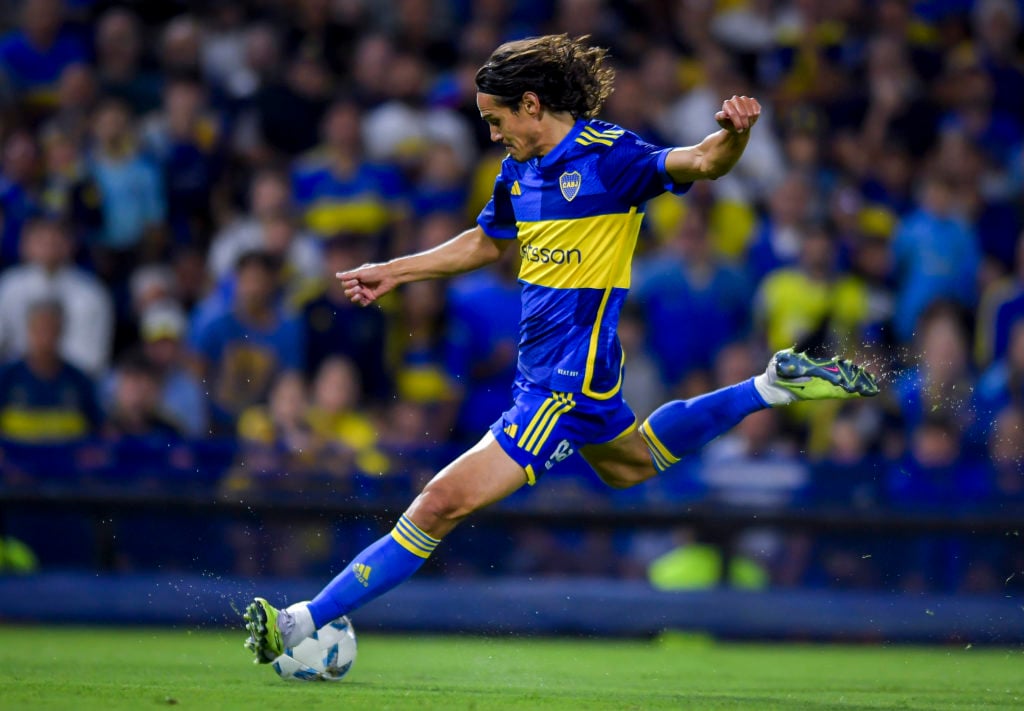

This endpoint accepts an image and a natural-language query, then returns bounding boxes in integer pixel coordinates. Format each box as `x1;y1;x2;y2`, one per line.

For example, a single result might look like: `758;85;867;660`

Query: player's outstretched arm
338;225;512;306
663;95;761;183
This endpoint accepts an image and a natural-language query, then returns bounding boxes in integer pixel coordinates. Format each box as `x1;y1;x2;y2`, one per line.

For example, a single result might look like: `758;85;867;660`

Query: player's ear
521;92;541;118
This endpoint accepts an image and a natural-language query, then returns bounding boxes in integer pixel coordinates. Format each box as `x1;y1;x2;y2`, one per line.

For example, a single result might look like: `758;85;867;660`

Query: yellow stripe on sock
528;393;575;455
396;516;439;551
639;431;670;471
390;528;432;558
639;422;681;469
518;395;558;450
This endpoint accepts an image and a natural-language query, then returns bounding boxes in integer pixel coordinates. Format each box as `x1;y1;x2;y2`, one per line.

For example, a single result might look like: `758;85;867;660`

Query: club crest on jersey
559;171;582;201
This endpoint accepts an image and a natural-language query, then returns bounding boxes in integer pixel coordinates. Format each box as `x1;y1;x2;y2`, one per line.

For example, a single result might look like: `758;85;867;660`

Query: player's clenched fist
715;95;761;134
337;263;394;307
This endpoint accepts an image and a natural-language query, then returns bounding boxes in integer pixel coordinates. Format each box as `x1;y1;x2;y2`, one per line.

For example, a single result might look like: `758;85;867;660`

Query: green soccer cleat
243;597;284;664
770;348;880;400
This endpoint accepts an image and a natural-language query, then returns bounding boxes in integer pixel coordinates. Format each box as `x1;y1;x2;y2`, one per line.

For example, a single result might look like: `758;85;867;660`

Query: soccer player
244;34;879;660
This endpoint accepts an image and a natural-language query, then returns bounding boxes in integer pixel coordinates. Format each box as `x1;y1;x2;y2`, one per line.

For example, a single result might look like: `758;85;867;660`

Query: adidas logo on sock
353;563;372;587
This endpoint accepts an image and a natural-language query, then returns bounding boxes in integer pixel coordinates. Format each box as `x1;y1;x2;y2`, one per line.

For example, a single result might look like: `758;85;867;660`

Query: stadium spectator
412;143;468;218
988;405;1024;501
443;248;520;441
198;0;253;101
159;16;203;78
141;75;225;246
392;279;457;436
39;126;103;246
94;8;162;116
281;0;359;78
0;297;101;443
292;98;410;246
125;300;207;438
891;302;978;444
976;318;1024;421
975;230;1024;366
0;217;113;375
208;169;294;279
191;250;303;430
363;51;477;174
885;414;994;593
755;224;845;353
0;130;42;267
86;97;166;269
299;233;390;399
251;52;332;158
633;208;751;387
892;174;980;343
0;0;89;119
103;350;184;439
307;356;388;477
744;172;815;284
40;62;96;146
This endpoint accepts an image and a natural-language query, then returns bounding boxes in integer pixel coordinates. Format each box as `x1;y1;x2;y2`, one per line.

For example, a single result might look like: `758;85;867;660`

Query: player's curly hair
475;34;615;120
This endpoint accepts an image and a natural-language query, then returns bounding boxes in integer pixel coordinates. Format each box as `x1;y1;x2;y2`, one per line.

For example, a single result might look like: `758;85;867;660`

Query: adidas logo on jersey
510;180;522;196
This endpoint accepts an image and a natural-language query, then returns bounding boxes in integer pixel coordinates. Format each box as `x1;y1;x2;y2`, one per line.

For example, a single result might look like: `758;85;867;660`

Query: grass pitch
0;627;1020;710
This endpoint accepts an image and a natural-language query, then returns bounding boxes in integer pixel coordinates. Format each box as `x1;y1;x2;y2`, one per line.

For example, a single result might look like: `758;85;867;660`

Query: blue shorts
489;376;637;484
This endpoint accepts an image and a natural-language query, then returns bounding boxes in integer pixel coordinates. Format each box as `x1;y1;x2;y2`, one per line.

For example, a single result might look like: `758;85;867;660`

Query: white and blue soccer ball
272;614;357;682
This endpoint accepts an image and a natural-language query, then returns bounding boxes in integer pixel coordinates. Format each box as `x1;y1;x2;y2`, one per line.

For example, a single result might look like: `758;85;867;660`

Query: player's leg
584;348;880;484
244;432;526;663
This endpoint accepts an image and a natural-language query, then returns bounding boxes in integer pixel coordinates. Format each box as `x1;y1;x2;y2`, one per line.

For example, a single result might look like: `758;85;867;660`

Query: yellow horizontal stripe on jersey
516;210;643;290
523;393;572;454
528;393;575;455
517;395;558;450
0;408;89;441
304;199;393;236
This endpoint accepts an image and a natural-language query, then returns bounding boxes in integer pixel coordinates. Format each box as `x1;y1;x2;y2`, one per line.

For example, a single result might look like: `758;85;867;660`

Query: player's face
477;93;540;161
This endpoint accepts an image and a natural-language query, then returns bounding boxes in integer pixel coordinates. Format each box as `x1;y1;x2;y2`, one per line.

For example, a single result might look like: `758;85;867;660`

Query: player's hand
715;95;761;134
337;262;395;306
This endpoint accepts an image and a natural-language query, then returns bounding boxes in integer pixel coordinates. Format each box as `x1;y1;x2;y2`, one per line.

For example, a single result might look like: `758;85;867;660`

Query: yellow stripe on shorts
527;392;575;455
517;395;558;450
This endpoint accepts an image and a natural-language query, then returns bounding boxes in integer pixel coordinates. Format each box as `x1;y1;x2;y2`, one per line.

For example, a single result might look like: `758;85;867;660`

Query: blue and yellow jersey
0;359;101;443
292;152;408;238
477;119;690;398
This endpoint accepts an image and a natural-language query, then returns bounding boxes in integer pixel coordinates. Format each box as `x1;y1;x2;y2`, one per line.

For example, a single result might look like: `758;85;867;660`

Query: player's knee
412;480;479;528
598;464;656;490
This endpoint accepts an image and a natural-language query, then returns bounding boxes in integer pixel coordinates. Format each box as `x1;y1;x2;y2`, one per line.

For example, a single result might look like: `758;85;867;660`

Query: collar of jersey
529;119;587;172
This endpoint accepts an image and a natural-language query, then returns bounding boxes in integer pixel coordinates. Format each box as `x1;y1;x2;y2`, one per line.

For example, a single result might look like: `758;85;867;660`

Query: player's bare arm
338;226;512;306
664;95;761;183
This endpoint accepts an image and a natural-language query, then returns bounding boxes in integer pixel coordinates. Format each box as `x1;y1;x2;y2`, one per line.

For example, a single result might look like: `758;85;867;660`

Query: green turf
0;627;1020;710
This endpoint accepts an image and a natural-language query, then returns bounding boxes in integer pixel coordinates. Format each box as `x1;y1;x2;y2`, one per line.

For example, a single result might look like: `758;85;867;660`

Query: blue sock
307;514;440;628
639;377;767;471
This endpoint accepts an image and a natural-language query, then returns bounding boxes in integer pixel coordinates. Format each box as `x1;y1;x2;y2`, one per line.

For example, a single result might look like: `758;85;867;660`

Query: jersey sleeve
598;132;692;205
475;166;518;240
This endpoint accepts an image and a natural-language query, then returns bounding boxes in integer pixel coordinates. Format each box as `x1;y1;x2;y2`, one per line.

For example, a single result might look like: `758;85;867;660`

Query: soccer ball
272;615;357;682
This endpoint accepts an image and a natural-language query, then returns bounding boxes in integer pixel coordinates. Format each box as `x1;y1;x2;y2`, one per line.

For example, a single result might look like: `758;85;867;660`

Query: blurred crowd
0;0;1023;591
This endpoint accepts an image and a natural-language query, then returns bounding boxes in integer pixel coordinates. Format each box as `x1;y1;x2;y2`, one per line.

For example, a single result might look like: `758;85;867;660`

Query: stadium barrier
2;571;1023;643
